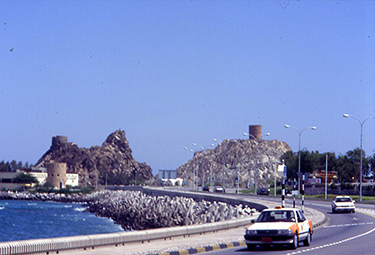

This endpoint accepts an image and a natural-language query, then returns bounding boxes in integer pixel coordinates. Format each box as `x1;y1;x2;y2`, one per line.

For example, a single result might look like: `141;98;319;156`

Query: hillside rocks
177;139;291;188
36;130;154;186
83;190;254;230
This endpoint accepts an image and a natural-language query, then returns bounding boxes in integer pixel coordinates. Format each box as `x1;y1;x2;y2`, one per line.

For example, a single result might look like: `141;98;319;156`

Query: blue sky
1;0;374;174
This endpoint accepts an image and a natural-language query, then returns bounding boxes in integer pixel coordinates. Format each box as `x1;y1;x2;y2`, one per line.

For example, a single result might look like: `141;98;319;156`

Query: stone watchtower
248;125;262;140
51;136;68;151
46;161;67;189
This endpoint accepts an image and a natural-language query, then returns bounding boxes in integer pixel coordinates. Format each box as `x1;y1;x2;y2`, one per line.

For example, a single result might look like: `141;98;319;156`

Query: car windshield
257;210;295;222
336;198;352;202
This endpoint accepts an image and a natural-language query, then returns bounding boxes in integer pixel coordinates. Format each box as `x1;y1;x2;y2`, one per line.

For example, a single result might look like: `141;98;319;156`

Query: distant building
309;170;338;184
158;170;182;186
0;163;79;190
158;170;177;180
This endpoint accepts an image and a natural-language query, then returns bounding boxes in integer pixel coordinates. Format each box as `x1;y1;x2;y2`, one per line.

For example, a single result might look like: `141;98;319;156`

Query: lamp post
210;138;218;189
231;139;243;194
284;124;317;196
193;143;209;190
184;147;196;190
243;132;271;141
343;113;375;202
242;132;270;194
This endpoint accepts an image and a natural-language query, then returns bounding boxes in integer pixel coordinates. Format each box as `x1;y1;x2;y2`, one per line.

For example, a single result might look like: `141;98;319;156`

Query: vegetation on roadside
13;172;39;184
281;148;375;183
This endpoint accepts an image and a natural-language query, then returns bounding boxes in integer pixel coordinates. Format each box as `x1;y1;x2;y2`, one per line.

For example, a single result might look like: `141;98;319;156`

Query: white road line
284;226;375;255
323;222;373;228
284;210;375;255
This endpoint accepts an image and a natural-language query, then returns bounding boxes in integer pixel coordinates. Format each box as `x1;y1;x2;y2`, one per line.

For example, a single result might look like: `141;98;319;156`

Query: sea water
0;200;123;242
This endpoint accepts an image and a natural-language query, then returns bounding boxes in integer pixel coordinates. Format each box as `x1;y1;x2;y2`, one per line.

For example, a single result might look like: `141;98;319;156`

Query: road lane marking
284;225;375;254
322;222;373;228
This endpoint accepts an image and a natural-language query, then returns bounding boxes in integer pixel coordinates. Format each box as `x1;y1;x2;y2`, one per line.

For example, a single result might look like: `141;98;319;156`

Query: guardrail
0;215;258;255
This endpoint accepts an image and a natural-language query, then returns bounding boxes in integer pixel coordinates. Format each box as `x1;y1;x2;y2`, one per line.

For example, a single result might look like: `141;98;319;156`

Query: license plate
261;237;272;243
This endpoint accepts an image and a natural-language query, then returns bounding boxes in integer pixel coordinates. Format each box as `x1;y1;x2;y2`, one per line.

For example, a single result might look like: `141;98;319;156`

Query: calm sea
0;200;123;242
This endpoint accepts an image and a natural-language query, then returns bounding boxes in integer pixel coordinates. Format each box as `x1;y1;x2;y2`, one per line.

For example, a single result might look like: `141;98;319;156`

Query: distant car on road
244;207;313;250
202;185;210;192
257;187;270;195
332;196;355;213
214;186;225;193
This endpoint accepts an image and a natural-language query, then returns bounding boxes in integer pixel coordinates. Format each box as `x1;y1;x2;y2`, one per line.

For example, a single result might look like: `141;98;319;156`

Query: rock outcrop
177;139;291;188
36;130;154;186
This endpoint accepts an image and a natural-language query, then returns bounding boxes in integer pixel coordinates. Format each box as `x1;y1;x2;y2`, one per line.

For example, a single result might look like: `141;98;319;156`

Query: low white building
0;168;79;189
66;173;79;187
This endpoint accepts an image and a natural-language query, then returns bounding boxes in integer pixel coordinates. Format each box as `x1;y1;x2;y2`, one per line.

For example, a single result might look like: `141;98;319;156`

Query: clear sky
1;0;374;174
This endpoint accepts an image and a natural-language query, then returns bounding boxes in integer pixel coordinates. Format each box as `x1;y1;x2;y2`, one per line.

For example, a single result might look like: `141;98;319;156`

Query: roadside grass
240;189;256;194
240;188;375;204
306;194;375;203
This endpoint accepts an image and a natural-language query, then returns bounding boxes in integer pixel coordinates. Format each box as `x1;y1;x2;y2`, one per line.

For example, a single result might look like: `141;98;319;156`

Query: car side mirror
251;219;255;224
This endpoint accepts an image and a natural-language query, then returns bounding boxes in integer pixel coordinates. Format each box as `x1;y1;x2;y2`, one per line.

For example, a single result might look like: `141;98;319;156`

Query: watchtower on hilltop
51;136;68;151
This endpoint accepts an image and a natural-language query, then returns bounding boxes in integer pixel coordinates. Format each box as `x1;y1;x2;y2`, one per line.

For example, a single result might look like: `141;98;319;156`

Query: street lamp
343;113;375;202
243;132;270;140
231;139;243;194
284;124;317;196
184;146;196;190
242;132;270;194
210;138;218;189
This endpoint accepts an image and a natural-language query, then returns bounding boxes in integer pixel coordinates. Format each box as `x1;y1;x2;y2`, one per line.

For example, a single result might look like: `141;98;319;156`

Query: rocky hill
177;139;291;188
36;130;154;185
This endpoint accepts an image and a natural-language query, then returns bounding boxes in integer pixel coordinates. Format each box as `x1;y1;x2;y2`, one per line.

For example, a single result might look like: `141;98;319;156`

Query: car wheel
332;207;336;213
247;244;256;251
303;231;311;246
291;233;298;249
352;209;355;213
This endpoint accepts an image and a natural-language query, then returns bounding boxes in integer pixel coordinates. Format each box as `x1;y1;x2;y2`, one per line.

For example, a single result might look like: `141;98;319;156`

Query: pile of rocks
83;190;254;230
1;191;85;202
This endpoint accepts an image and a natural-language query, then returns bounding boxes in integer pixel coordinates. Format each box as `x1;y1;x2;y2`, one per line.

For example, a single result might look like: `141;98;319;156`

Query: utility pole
325;154;328;200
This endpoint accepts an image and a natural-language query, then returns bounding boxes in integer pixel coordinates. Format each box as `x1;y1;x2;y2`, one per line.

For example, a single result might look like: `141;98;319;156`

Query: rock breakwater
1;190;255;231
83;190;254;230
0;191;84;202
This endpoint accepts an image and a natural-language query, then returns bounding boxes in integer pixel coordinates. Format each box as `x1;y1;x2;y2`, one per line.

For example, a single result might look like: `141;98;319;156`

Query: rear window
257;210;295;222
336;198;352;202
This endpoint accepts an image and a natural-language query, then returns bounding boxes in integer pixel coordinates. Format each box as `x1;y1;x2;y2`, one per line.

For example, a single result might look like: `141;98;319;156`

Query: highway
203;198;375;255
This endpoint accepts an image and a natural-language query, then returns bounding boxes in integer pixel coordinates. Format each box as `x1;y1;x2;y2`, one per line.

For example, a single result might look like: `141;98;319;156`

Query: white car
332;196;355;213
244;207;313;250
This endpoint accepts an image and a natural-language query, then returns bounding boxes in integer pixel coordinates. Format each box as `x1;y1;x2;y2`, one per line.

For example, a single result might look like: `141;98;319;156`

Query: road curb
313;212;328;229
357;208;375;218
153;208;328;255
155;241;246;255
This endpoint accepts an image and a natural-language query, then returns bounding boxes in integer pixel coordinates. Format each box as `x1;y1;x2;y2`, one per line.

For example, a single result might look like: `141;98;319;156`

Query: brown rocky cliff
36;130;154;185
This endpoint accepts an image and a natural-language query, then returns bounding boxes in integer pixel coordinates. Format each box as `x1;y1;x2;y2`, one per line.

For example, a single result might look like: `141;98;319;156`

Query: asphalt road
203;199;375;255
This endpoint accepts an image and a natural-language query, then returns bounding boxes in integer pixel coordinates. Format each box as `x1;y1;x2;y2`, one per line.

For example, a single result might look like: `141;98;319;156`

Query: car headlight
246;230;257;235
278;229;293;235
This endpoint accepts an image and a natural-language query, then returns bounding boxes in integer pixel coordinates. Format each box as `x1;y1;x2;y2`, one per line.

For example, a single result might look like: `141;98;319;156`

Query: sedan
244;207;313;250
332;195;355;213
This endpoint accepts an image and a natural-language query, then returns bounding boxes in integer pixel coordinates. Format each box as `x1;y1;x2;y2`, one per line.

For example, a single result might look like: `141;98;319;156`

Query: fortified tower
46;161;67;189
248;125;262;140
51;136;68;151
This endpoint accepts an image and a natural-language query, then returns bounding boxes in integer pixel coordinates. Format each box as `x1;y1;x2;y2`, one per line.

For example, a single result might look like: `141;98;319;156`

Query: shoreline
1;190;256;231
0;199;124;243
